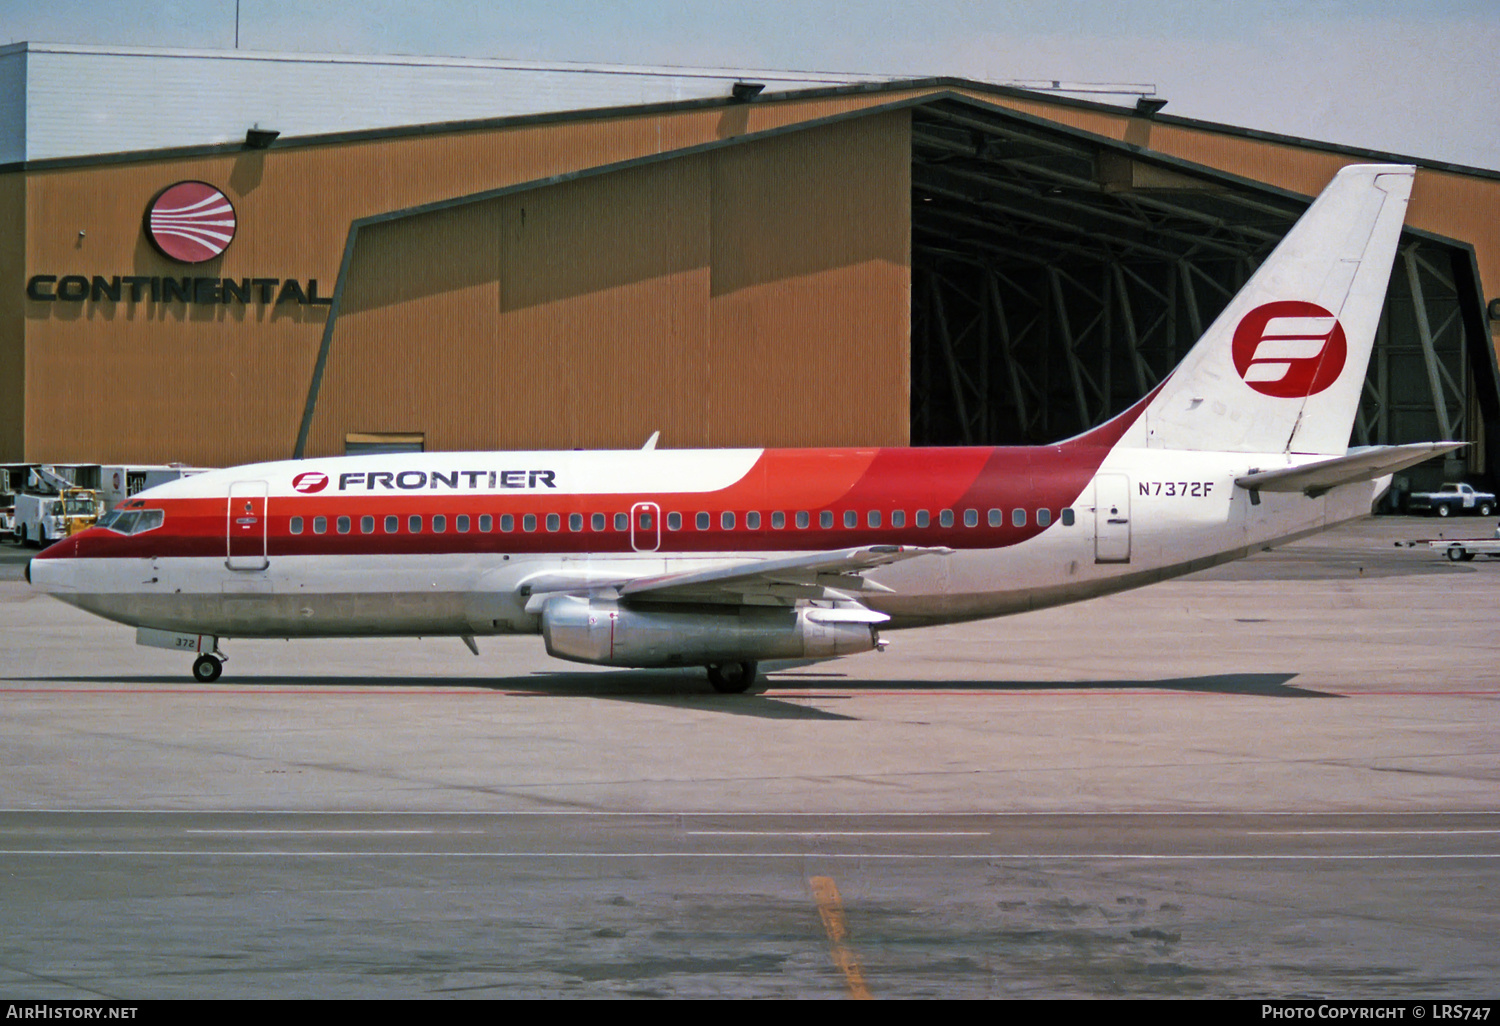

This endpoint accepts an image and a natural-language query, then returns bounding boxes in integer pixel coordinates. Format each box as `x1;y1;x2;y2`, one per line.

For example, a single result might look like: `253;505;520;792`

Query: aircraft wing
518;544;950;611
1235;442;1465;497
619;544;950;604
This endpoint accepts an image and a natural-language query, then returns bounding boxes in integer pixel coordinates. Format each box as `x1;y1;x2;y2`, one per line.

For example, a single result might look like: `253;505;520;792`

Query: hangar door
907;97;1496;487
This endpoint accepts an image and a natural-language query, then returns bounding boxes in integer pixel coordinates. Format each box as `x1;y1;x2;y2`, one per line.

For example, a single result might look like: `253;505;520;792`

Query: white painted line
1;851;1498;860
1248;829;1500;836
688;829;990;837
2;809;1498;817
182;829;478;835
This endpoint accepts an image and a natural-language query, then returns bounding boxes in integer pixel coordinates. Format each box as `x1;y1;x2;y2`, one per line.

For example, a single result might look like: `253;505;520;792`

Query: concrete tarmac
0;516;1496;998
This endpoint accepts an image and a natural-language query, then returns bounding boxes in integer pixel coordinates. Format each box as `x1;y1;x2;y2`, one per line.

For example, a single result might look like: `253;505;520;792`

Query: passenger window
456;514;470;533
820;511;834;529
407;515;421;533
614;513;628;531
360;515;374;534
868;510;881;528
545;513;559;532
939;510;954;528
722;511;736;530
1012;509;1026;527
1036;509;1051;527
915;509;930;528
667;511;682;531
569;513;583;532
771;511;785;529
746;511;761;530
522;514;536;532
988;509;1003;527
385;515;398;534
591;513;606;531
500;514;514;532
638;511;653;530
1062;508;1075;526
290;516;303;535
479;514;493;532
433;515;447;533
696;512;710;530
337;516;351;534
964;509;978;528
314;516;328;534
891;510;906;528
843;511;857;529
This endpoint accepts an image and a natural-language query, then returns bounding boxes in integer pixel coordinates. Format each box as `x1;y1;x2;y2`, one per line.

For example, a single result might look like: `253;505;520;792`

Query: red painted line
0;688;508;696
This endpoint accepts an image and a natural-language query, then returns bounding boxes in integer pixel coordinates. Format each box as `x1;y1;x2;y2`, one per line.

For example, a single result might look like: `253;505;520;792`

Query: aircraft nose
26;532;81;593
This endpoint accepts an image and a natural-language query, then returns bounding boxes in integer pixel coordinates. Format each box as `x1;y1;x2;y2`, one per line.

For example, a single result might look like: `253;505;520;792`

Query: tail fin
1128;164;1414;455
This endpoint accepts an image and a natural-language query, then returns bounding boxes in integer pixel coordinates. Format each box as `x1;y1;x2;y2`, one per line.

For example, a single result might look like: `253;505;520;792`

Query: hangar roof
0;41;1154;166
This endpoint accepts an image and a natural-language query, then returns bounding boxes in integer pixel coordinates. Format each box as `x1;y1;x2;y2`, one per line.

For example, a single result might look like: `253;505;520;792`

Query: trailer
1401;525;1500;561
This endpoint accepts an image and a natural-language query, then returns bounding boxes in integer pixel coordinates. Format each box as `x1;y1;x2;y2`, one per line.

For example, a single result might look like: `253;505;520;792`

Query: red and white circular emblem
1231;300;1347;399
291;472;329;494
144;181;237;263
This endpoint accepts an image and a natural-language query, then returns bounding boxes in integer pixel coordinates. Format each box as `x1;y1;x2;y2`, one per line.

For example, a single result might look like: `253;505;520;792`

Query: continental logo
26;178;331;307
145;181;237;264
26;275;331;306
335;470;558;491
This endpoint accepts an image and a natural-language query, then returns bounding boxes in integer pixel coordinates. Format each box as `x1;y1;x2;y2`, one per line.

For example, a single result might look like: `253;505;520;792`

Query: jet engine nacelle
540;595;880;668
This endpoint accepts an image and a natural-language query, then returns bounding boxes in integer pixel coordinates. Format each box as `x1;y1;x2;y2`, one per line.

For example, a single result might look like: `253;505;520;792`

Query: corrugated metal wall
0;173;22;460
13;92;918;465
308;111;911;455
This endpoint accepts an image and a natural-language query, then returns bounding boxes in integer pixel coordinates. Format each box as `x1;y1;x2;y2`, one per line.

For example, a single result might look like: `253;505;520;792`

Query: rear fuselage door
1094;473;1131;564
227;480;270;571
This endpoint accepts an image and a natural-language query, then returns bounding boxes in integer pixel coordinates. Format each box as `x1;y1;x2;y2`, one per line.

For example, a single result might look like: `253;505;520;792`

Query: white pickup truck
1406;482;1497;517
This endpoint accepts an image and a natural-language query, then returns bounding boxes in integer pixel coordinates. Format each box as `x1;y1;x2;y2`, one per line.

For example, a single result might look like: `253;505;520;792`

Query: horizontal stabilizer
1235;442;1465;497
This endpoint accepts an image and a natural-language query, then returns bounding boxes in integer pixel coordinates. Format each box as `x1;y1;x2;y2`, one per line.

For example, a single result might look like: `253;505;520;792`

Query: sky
3;0;1497;170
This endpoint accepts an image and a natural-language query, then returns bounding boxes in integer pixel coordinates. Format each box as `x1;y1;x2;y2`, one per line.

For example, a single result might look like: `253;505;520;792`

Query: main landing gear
706;660;758;694
192;653;224;683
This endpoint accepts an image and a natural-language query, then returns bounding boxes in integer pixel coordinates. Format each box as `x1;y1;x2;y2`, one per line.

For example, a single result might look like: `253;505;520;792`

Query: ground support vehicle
1407;483;1496;517
1399;525;1500;561
13;489;103;547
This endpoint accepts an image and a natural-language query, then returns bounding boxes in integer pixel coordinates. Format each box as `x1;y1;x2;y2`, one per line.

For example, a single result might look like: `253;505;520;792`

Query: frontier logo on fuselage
336;470;558;491
1231;300;1347;399
291;472;329;494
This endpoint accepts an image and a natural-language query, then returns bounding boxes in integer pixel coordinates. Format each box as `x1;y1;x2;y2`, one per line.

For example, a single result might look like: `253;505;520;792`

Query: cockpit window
101;508;164;536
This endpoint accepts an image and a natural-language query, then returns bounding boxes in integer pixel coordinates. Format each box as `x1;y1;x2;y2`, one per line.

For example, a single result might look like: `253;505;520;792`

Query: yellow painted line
809;875;871;1000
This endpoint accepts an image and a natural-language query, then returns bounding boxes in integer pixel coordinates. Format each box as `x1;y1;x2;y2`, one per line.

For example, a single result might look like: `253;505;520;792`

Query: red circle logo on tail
1231;301;1347;398
291;472;328;494
144;181;237;264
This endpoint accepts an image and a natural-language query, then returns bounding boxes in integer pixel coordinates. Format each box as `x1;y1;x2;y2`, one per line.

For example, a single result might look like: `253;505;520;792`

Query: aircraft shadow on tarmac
12;669;1332;720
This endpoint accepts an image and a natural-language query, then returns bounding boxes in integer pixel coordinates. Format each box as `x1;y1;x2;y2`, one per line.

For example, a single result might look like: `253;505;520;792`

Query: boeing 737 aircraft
28;164;1458;691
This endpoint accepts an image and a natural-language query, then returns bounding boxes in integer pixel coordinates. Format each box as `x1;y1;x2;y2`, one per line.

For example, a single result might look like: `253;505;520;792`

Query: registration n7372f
29;165;1456;691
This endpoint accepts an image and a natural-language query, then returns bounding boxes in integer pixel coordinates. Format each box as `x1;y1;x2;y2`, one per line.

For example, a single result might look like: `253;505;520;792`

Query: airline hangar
3;43;1498;491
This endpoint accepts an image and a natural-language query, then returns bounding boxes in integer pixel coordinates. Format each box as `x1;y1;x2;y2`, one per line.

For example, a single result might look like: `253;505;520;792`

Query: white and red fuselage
26;164;1433;685
27;411;1379;639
